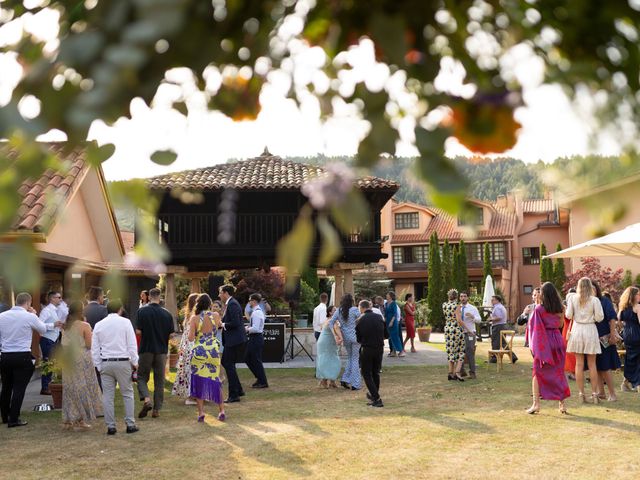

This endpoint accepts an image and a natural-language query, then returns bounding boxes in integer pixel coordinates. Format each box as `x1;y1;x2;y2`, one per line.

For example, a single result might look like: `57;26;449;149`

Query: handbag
599;335;610;349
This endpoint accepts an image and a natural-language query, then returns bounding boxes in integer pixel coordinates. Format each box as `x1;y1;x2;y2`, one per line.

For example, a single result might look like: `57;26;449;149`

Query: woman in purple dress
526;282;571;415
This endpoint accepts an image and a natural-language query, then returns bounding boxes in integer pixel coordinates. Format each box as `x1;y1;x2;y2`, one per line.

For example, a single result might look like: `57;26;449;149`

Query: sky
0;5;623;181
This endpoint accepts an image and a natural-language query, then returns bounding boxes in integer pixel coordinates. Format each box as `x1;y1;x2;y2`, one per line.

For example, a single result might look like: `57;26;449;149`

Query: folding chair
487;329;516;372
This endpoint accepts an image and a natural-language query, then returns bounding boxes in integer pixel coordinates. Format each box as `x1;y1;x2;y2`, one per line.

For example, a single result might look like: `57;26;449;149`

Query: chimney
543;188;552;200
496;194;507;208
506;192;516;212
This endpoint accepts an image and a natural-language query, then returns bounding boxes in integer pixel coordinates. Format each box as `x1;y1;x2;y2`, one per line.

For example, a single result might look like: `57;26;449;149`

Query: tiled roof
391;206;517;244
522;199;555;213
146;152;399;192
10;146;88;232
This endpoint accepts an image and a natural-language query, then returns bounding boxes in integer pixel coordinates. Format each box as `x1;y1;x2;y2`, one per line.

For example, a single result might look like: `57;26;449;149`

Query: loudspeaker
284;277;301;304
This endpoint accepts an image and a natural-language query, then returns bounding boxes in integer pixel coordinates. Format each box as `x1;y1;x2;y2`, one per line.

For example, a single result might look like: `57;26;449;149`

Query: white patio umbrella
329;282;335;307
545;222;640;259
482;275;495;307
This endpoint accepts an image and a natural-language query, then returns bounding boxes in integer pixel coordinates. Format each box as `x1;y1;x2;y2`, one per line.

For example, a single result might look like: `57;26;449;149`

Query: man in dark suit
85;286;108;329
219;285;247;403
355;299;388;408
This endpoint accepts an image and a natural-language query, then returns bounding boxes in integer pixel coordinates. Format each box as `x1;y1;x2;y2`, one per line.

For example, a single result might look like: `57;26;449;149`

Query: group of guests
170;286;270;422
442;289;483;381
0;282;272;432
313;291;420;407
523;277;640;414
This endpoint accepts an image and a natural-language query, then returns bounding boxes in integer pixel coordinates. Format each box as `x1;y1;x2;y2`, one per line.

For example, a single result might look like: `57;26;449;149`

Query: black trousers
244;334;268;385
222;344;244;399
360;346;383;401
0;352;35;423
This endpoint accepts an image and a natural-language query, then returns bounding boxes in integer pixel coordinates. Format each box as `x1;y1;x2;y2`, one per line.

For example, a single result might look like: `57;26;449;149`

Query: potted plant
41;358;63;409
414;299;432;342
168;336;180;368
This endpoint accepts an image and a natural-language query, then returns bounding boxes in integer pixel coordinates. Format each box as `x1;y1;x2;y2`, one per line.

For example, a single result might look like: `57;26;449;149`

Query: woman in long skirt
329;294;362;390
61;302;103;430
592;281;621;401
316;306;342;388
619;287;640;393
526;282;570;414
384;292;405;357
171;293;198;403
188;294;225;422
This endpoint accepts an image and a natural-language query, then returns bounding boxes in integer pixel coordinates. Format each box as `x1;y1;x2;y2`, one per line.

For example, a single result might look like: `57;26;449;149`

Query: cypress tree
635;273;640;286
427;233;444;330
452;245;460;292
458;239;469;293
442;239;452;292
552;243;566;292
483;242;493;290
622;269;633;289
540;243;553;283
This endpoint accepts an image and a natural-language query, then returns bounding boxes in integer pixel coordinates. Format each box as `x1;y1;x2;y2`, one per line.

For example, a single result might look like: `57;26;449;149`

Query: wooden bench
488;329;516;372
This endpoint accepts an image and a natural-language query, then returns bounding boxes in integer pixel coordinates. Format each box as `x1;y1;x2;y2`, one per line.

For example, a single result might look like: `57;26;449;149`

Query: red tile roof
146;151;399;192
522;199;555;213
391;205;517;244
10;146;88;233
120;231;135;253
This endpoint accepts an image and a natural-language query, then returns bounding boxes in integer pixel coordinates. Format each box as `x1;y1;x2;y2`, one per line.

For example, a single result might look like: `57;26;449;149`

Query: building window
392;247;404;264
491;242;506;262
523;285;534;294
523;247;540;265
458;206;484;226
466;243;483;262
395;212;419;230
412;245;429;263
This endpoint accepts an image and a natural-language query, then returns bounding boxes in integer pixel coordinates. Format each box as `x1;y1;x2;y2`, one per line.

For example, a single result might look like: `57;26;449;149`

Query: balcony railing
157;213;379;247
392;259;507;272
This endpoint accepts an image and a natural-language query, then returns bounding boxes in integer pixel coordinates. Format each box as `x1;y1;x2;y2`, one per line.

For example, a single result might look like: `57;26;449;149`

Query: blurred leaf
357;113;397;167
414;126;467;214
209;75;263;121
86;141;116;167
151;150;177;166
0;240;41;292
330;189;369;234
277;206;314;289
317;214;342;266
369;12;407;65
102;268;126;304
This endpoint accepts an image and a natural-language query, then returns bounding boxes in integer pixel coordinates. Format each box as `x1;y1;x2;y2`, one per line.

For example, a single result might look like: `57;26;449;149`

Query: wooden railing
157;213;379;246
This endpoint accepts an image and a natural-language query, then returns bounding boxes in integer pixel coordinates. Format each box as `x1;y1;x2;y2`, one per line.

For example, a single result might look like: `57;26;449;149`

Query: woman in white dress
566;277;604;404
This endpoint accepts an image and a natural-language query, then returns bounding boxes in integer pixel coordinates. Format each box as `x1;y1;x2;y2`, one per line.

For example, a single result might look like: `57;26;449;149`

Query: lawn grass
1;341;640;480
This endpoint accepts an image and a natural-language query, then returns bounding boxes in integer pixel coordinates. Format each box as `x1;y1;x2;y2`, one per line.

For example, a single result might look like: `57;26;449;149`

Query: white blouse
565;294;604;325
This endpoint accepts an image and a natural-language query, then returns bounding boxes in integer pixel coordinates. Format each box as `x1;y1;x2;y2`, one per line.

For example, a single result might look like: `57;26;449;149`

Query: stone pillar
164;273;178;330
334;272;344;303
343;269;354;296
190;278;201;294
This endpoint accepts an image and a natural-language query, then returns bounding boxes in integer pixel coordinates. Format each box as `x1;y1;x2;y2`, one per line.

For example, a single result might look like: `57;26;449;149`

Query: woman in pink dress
402;294;416;353
526;282;571;415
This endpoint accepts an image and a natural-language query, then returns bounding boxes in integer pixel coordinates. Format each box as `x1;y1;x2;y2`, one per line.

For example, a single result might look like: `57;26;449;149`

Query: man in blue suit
219;285;247;403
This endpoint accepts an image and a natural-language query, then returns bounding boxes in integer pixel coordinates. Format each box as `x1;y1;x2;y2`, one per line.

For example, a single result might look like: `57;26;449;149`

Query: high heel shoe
526;405;540;414
455;373;465;382
197;415;205;423
558;402;567;414
578;392;592;404
447;374;454;381
591;393;600;404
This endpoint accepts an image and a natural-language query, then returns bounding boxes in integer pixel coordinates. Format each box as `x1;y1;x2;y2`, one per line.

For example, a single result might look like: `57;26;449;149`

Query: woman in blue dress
385;292;405;357
316;306;342;388
592;282;621;401
330;294;362;390
619;286;640;392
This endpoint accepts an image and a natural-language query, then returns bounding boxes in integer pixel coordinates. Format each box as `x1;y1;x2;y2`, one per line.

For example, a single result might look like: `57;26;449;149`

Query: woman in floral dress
188;294;225;422
443;289;465;382
171;293;198;403
61;302;103;430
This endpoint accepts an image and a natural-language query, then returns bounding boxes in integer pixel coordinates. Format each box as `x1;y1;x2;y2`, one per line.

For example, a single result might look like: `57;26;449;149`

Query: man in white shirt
244;293;269;388
312;293;328;341
459;292;482;379
0;292;60;427
91;299;139;435
38;291;63;395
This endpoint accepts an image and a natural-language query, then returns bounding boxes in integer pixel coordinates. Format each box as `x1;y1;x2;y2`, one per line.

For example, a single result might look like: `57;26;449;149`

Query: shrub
414;299;431;328
563;257;624;303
